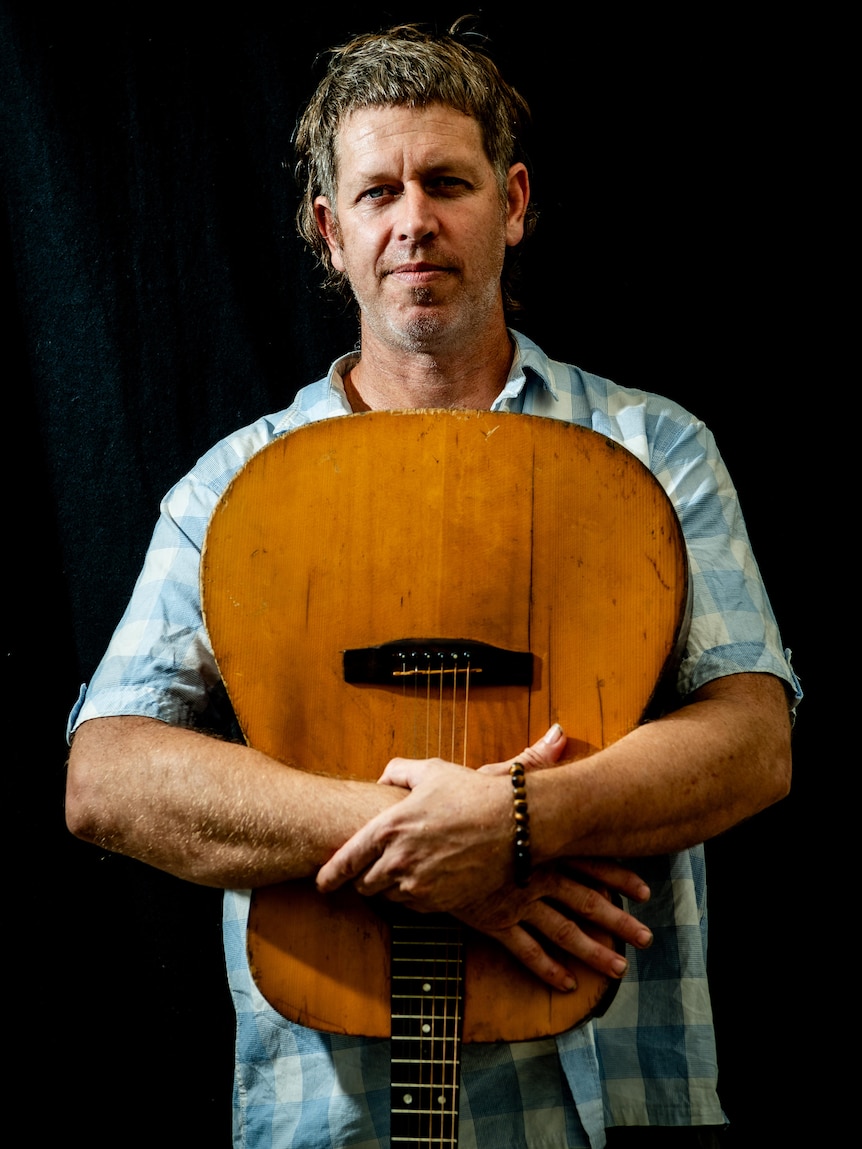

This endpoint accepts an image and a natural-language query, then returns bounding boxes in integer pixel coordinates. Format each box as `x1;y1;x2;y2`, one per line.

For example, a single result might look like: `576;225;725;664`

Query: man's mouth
386;262;455;283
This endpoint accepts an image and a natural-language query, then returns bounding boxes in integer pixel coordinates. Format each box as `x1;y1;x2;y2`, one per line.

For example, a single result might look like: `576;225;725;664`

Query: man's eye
360;186;394;201
429;177;468;191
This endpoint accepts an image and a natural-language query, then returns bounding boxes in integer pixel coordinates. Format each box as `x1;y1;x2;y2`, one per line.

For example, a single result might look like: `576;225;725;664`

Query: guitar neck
390;915;465;1148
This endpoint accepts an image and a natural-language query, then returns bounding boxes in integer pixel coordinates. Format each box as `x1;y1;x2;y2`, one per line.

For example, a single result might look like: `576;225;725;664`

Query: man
65;21;799;1149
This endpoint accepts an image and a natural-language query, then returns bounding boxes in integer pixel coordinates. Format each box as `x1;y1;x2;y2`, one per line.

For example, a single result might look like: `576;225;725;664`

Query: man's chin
361;293;496;355
398;312;452;349
360;305;453;355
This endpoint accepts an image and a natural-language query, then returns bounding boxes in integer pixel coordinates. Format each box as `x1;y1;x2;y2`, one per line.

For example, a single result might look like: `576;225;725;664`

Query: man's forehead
334;104;485;169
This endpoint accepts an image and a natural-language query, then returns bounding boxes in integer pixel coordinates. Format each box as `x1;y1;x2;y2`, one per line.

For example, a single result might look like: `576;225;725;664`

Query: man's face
314;104;529;355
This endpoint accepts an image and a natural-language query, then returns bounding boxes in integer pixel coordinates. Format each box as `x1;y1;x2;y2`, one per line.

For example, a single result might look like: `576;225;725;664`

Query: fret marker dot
437;1095;446;1106
403;1094;413;1106
422;1024;431;1034
422;983;431;992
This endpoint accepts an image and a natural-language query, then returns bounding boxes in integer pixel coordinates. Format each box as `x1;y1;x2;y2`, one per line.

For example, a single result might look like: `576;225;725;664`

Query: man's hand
447;857;652;991
316;725;653;991
316;725;570;907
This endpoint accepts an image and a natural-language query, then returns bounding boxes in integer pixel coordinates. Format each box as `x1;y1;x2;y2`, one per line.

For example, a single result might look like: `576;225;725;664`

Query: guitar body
201;410;688;1043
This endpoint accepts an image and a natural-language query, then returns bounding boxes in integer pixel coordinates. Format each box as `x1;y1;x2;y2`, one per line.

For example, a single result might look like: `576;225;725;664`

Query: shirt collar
327;350;361;413
317;329;558;414
492;330;559;409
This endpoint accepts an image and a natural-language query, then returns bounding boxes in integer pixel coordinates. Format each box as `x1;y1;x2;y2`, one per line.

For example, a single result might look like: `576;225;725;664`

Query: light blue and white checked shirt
70;331;801;1148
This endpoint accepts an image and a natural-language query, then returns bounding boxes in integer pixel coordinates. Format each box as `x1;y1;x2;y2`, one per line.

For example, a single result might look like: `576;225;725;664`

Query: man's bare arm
65;714;659;991
317;673;792;908
65;715;404;887
534;671;792;862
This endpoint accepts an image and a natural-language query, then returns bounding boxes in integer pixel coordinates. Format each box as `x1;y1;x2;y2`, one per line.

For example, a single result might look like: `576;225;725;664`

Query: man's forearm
65;715;403;887
317;672;792;913
531;672;792;864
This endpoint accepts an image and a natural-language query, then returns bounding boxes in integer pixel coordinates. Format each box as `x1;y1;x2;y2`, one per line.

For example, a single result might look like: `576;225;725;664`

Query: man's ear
314;196;345;272
505;164;530;248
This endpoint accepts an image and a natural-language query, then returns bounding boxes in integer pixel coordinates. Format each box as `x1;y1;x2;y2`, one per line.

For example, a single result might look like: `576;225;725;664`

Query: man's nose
397;185;439;243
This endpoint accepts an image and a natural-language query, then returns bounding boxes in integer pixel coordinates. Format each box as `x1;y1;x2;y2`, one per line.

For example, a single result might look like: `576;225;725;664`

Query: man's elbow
64;719;127;846
771;732;793;805
707;671;794;816
65;742;105;844
762;693;794;809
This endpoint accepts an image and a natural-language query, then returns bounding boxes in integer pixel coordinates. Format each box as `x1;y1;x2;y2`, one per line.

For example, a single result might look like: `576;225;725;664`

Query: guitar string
400;651;469;1147
435;656;468;1149
452;661;469;1146
440;660;468;1147
430;659;446;1149
451;659;469;1148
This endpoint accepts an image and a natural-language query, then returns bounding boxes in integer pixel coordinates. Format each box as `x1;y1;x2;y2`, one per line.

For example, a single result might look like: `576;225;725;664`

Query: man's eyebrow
348;157;483;186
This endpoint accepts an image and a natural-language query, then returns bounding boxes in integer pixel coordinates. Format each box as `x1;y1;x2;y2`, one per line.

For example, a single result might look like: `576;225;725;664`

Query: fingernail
544;723;564;744
635;928;653;949
562;974;577;991
612;956;629;977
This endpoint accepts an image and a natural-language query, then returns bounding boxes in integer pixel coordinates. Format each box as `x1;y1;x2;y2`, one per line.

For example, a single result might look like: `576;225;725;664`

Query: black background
5;5;825;1145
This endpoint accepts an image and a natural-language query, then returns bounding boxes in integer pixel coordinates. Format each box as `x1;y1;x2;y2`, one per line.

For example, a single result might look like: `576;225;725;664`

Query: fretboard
390;915;465;1148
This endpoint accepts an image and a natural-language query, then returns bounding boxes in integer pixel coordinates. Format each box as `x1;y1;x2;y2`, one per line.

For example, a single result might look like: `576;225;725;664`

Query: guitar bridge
343;640;533;686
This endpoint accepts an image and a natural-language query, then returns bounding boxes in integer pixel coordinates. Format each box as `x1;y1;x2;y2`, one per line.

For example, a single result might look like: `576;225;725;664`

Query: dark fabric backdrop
4;6;821;1146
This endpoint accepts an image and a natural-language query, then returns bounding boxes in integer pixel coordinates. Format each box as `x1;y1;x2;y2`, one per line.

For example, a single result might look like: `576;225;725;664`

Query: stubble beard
365;274;504;358
395;288;450;352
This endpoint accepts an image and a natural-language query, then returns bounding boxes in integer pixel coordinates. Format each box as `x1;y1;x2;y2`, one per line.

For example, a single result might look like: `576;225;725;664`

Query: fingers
513;723;567;772
316;813;388;893
477;921;580;993
490;867;653;986
523;899;631;981
478;723;568;776
484;886;648;990
475;893;632;992
376;757;434;789
561;857;651;904
549;871;653;952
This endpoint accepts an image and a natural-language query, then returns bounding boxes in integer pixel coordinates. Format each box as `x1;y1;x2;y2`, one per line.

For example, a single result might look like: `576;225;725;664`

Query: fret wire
393;1024;466;1034
390;1080;459;1089
395;1061;466;1070
391;1108;458;1116
390;918;464;1148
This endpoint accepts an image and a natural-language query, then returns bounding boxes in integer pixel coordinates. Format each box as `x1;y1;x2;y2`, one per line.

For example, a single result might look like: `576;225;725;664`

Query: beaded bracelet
509;761;531;887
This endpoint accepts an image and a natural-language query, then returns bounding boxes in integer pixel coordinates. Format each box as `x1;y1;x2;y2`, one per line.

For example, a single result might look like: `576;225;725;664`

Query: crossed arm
66;670;791;990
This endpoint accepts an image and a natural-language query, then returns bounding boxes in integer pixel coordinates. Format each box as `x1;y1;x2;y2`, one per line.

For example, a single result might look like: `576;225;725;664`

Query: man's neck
346;319;515;412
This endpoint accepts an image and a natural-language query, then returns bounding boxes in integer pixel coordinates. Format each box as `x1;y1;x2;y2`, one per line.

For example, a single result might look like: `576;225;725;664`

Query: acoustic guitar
201;410;688;1147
